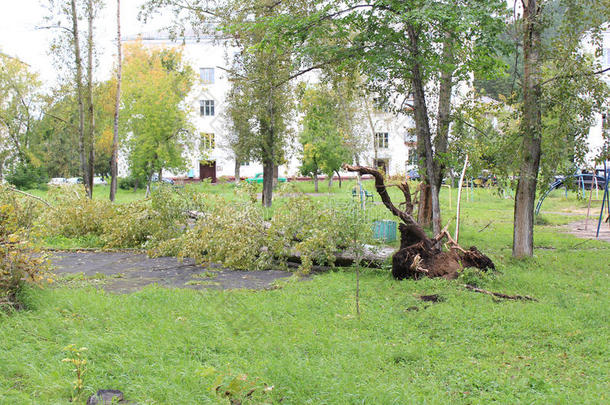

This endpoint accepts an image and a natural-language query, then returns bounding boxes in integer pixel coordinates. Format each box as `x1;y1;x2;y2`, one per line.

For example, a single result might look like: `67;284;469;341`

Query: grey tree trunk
513;0;542;258
70;0;86;197
85;0;95;198
433;34;453;194
408;24;441;235
234;158;240;184
313;173;319;192
110;0;122;202
262;158;274;207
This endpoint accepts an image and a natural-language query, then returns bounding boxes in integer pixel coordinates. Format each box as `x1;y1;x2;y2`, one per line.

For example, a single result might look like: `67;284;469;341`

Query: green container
373;220;397;242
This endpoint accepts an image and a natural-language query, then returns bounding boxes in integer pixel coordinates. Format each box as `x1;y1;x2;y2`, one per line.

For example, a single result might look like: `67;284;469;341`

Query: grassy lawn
1;183;608;403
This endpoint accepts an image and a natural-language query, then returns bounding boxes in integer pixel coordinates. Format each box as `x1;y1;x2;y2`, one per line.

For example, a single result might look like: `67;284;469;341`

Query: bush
103;184;204;249
1;204;50;309
41;186;114;238
0;185;44;231
159;193;372;273
118;174;147;190
6;163;49;190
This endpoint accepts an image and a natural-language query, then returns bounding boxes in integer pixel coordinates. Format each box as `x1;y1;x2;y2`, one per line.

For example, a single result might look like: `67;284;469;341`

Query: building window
201;132;215;150
407;149;418;166
603;48;610;66
373;97;390;113
375;132;389;149
241;160;250;166
200;67;215;83
200;100;215;116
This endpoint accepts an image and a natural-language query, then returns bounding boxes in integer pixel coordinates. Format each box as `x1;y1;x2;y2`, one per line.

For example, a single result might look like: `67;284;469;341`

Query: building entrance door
199;161;217;183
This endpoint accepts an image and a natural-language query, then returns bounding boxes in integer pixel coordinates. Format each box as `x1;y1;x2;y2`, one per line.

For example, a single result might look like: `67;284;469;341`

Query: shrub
103;184;204;249
1;204;50;309
159;193;373;273
6;163;49;190
0;185;44;231
41;186;114;238
118;174;147;190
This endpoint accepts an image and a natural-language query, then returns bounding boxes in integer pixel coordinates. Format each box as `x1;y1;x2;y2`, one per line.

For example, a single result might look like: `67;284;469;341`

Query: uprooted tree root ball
343;164;495;280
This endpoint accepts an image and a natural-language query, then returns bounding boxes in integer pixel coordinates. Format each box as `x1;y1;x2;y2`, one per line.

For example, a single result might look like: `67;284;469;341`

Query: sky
0;0;164;85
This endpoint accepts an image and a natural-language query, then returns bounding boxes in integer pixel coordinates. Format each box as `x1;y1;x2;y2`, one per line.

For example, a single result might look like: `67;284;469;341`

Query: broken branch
463;284;537;301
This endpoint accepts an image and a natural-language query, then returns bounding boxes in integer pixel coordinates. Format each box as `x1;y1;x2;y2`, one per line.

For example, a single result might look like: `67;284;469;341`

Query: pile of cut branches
343;164;495;280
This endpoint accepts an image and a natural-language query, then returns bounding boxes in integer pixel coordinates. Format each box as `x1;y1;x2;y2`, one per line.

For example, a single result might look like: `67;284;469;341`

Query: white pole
455;155;469;242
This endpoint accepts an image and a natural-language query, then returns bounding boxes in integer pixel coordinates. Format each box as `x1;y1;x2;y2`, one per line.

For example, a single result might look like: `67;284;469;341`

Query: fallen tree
343;164;495;279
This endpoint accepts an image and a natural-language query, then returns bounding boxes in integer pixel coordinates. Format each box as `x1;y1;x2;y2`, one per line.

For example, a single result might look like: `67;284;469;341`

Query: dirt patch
49;252;296;293
565;220;610;243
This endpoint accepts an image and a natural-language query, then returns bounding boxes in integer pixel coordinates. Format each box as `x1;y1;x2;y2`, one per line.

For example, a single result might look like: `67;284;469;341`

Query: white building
121;33;419;181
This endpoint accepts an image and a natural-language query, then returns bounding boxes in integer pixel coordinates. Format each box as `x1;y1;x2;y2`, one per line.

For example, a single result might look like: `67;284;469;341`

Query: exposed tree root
463;284;537;301
343;164;495;280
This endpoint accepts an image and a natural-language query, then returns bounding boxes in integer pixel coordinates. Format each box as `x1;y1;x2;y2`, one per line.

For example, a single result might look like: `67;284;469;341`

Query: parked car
93;176;107;185
150;174;175;184
48;177;68;186
66;177;83;184
245;173;287;184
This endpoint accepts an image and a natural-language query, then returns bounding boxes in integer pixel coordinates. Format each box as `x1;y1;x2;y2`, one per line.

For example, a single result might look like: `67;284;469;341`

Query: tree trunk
513;0;542;258
408;24;441;234
70;0;86;197
433;34;454;194
313;173;319;192
234;157;240;184
344;164;495;280
328;175;333;190
335;169;342;188
273;164;279;187
262;158;274;207
110;0;122;202
85;0;95;198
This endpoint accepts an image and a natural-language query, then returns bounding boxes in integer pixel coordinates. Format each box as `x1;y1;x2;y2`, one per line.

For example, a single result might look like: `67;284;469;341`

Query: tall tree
298;83;352;191
512;0;610;257
0;53;41;167
120;42;195;196
110;0;122;201
253;0;506;232
44;0;104;196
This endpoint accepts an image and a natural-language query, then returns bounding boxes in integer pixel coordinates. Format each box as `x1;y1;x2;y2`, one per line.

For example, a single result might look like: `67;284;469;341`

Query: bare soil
565;219;610;243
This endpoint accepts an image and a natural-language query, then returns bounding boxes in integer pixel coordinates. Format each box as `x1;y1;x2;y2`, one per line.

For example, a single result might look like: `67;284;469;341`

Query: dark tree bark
85;0;95;198
433;34;454;194
110;0;122;202
407;24;442;235
344;164;494;280
70;0;86;196
262;158;274;207
513;0;542;258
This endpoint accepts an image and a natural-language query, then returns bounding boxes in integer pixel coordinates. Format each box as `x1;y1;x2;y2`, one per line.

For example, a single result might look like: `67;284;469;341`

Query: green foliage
0;185;44;231
6;163;49;191
41;186;113;238
121;41;195;182
0;53;41;168
105;185;202;250
0;203;50;309
61;345;88;402
117;175;145;191
298;84;352;181
161;193;373;274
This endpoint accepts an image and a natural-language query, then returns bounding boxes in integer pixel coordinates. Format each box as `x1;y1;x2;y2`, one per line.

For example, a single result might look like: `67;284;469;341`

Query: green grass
1;184;608;403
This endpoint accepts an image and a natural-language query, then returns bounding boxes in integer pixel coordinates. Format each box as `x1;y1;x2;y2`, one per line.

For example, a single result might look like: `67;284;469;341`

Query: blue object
373;220;397;243
596;160;610;239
